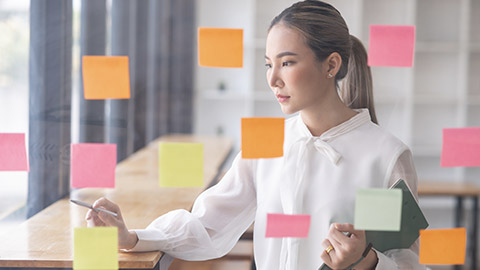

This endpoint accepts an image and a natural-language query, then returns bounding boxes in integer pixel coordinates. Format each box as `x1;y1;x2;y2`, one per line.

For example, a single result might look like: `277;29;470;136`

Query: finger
329;223;353;244
93;197;120;214
320;238;336;267
97;209;122;227
86;209;105;227
327;223;343;248
336;223;367;242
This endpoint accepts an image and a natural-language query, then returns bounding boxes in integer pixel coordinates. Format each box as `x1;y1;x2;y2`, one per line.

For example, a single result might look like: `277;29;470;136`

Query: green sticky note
158;142;204;187
354;188;402;231
73;227;118;270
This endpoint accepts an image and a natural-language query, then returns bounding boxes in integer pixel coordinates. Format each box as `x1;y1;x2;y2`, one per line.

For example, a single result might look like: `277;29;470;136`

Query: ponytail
340;35;378;124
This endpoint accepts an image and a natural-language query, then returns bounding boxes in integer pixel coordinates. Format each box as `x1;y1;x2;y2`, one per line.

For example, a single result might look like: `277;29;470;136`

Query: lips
276;94;290;103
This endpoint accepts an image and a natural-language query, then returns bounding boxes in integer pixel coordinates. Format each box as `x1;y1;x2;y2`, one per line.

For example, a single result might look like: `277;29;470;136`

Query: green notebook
365;179;429;252
318;179;429;270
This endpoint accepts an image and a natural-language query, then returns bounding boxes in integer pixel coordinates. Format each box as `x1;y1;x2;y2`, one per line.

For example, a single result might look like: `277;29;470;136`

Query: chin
279;105;298;115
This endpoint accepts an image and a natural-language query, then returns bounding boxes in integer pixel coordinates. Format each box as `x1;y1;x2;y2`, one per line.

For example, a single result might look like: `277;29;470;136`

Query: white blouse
129;109;426;270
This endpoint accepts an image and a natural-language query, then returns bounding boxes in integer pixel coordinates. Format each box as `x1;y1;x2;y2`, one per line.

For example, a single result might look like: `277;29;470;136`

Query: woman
87;1;424;269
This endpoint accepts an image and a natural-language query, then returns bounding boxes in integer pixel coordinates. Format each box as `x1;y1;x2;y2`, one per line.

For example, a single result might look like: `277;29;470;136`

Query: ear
325;52;342;78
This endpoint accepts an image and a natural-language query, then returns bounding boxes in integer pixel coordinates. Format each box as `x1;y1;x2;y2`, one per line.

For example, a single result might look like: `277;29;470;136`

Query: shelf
470;0;480;43
253;99;284;117
412;104;458;156
413;52;459;99
466;105;480;126
253;91;274;101
468;52;480;96
413;95;459;105
200;89;249;101
467;96;480;105
411;145;441;157
471;43;480;52
361;0;412;42
254;38;266;49
416;0;461;43
374;95;405;104
416;41;460;53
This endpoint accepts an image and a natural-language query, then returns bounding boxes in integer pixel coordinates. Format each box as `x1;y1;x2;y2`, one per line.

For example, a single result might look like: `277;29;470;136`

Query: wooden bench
0;134;233;270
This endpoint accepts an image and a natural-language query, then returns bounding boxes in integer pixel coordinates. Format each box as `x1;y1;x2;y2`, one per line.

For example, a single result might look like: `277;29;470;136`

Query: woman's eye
282;61;293;67
265;63;272;69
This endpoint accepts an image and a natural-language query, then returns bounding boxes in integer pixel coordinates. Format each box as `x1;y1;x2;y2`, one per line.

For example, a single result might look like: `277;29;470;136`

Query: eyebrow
264;51;298;60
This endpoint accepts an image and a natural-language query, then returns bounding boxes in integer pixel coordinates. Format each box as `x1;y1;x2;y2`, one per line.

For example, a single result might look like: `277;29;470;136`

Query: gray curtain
79;0;107;144
27;0;73;218
104;0;195;161
27;0;195;216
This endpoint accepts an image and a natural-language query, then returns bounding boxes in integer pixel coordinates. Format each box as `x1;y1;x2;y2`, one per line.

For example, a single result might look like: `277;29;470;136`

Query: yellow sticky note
241;118;285;159
419;228;466;265
82;56;131;99
198;27;243;68
73;227;118;270
159;142;204;187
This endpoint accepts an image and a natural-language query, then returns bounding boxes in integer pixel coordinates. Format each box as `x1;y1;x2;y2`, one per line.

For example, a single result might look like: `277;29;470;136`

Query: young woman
87;1;424;269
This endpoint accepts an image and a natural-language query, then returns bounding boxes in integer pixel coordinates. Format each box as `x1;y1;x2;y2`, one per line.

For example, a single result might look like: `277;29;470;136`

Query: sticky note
82;56;130;99
368;25;416;67
441;127;480;167
198;28;243;68
74;227;118;270
419;228;466;265
241;118;284;159
265;213;310;238
354;188;402;231
158;142;204;187
71;143;117;188
0;133;29;171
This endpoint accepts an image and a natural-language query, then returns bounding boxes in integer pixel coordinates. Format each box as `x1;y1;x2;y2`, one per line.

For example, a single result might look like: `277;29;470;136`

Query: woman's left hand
320;223;378;269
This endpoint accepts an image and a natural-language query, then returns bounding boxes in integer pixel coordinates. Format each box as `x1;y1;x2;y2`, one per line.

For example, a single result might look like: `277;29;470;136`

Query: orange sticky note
82;56;131;99
419;228;466;265
198;28;243;68
241;118;284;159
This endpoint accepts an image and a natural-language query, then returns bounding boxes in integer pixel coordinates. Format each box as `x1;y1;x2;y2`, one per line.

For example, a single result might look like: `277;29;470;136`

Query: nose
267;66;283;91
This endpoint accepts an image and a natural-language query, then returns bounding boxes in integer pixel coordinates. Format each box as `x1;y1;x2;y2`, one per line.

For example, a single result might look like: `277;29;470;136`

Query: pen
70;199;118;217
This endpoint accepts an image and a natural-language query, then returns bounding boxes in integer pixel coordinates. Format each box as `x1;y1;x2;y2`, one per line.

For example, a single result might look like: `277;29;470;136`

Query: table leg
472;196;478;270
455;197;463;270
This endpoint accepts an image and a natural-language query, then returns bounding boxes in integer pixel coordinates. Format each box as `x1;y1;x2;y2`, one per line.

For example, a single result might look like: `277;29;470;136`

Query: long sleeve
374;149;426;269
126;153;257;261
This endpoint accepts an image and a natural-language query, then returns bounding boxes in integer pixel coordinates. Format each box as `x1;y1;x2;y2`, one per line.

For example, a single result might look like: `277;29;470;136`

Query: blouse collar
298;108;372;142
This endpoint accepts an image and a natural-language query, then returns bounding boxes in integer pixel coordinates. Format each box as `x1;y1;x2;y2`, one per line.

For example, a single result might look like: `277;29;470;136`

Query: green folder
318;179;429;270
365;179;429;252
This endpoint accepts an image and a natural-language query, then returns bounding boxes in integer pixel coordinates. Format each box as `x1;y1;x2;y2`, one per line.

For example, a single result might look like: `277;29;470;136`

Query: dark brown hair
269;0;378;124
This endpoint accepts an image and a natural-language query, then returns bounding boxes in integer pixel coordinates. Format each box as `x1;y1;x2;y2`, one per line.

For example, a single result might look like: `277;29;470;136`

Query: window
0;0;30;230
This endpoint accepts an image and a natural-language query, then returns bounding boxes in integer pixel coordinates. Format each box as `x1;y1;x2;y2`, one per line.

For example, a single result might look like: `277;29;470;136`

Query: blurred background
0;0;479;268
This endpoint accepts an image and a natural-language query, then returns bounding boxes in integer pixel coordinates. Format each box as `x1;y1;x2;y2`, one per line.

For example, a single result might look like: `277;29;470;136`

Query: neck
300;91;358;137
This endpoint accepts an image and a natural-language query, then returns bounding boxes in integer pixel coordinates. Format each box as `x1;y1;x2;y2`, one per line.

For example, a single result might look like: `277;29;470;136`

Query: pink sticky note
265;213;310;238
71;143;117;188
368;25;416;67
0;133;29;171
441;127;480;167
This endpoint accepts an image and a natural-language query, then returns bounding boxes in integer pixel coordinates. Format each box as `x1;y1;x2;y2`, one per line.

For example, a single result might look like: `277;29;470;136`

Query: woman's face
265;24;331;115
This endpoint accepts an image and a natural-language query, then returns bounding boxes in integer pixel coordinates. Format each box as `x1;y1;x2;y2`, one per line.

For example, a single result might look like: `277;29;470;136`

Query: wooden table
0;134;233;269
418;181;480;270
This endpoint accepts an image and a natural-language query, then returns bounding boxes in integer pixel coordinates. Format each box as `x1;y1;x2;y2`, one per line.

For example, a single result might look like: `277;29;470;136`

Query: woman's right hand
85;197;138;250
